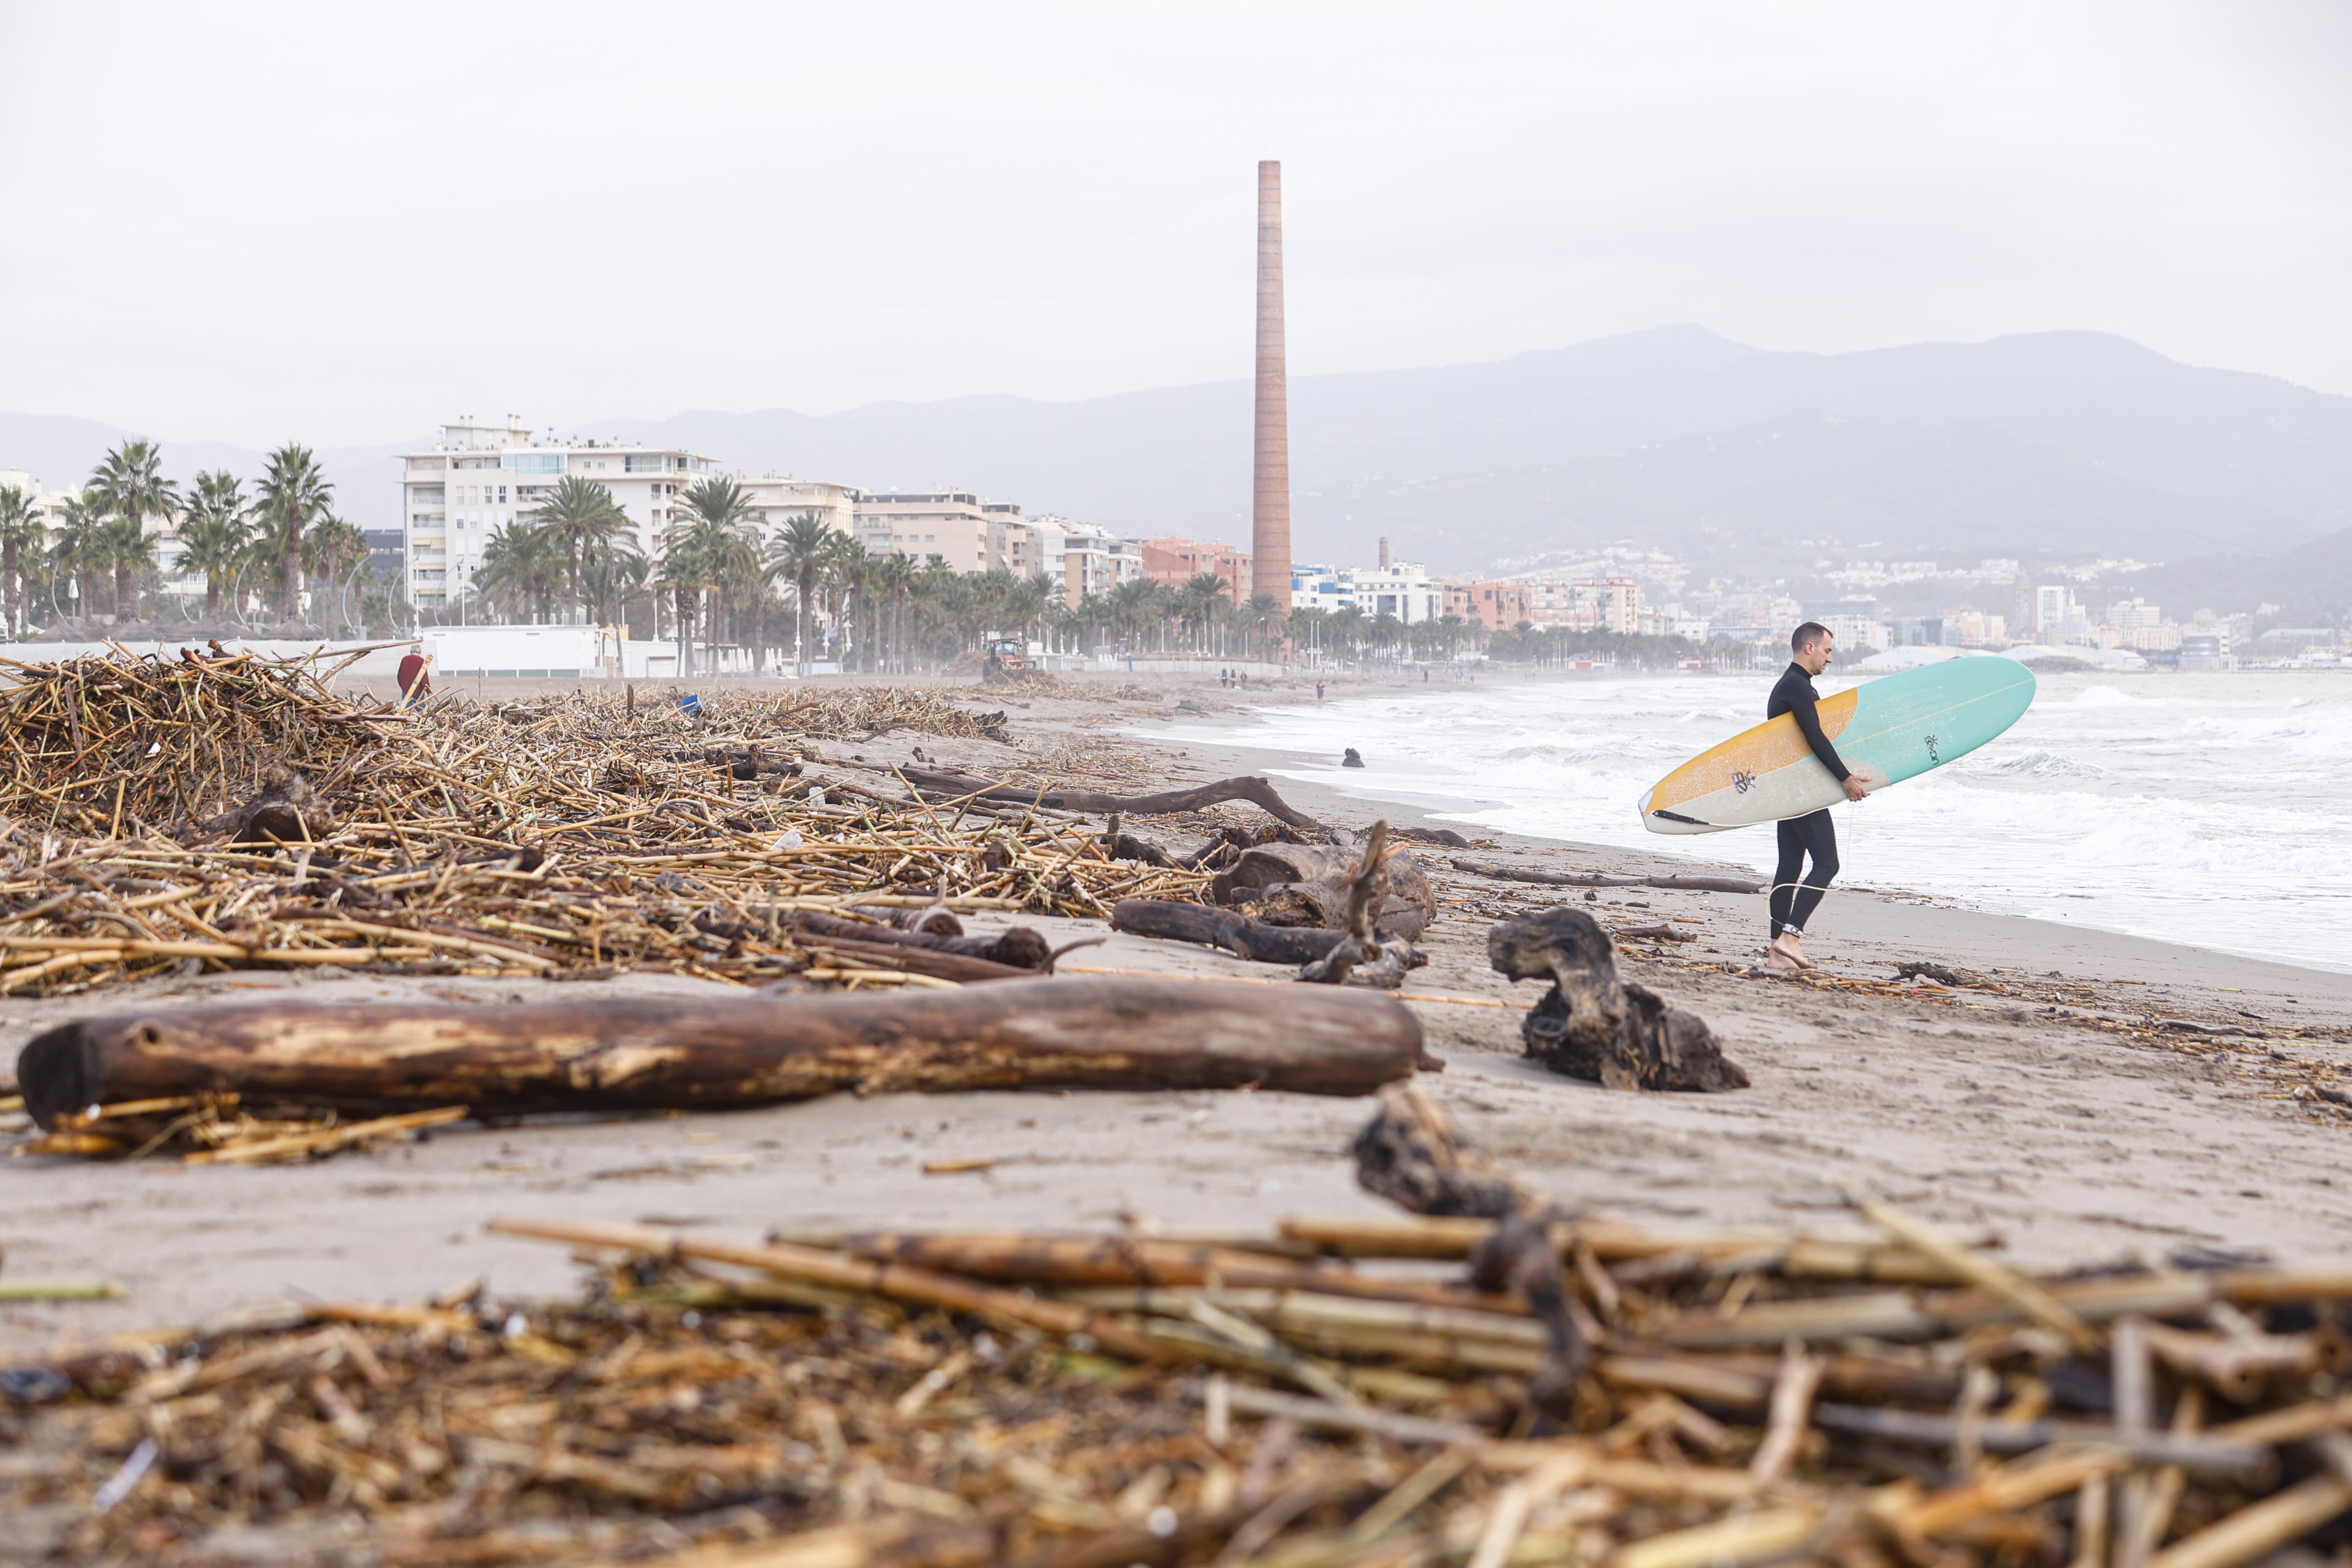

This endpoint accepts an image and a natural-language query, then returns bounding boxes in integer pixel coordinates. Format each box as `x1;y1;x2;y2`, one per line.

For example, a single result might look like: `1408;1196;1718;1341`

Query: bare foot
1769;933;1818;970
1764;947;1806;971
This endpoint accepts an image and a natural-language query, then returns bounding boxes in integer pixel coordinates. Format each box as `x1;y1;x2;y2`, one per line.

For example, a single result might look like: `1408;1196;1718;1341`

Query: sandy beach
5;667;2348;1357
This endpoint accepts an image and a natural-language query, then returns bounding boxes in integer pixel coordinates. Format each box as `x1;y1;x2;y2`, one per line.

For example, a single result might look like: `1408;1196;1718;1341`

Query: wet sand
5;668;2348;1356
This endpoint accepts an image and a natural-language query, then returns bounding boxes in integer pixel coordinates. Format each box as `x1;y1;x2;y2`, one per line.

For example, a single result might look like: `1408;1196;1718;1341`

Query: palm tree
1328;604;1368;666
0;486;43;637
86;439;180;560
477;520;564;623
254;445;333;625
97;514;158;617
765;513;834;677
1244;591;1287;662
304;513;372;633
528;475;630;619
175;471;252;621
664;478;758;678
49;492;109;625
582;534;649;631
1174;574;1227;653
1289;604;1330;660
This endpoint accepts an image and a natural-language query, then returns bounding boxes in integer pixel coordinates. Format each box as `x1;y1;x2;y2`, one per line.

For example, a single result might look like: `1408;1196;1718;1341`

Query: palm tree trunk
797;569;814;677
281;509;302;625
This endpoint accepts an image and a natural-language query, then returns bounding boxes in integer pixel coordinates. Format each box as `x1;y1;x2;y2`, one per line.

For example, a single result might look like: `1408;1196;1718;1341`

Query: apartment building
1290;561;1445;623
984;504;1046;577
1138;537;1254;604
1025;516;1142;606
1443;580;1534;630
1523;576;1642;634
853;492;990;573
740;477;859;536
398;416;717;611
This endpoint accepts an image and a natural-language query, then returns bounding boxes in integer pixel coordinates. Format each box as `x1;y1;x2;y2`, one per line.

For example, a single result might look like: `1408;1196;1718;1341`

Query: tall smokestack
1378;536;1389;571
1253;160;1290;615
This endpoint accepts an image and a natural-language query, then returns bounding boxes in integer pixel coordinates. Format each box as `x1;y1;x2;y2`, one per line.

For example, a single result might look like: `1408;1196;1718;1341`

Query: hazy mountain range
6;326;2351;616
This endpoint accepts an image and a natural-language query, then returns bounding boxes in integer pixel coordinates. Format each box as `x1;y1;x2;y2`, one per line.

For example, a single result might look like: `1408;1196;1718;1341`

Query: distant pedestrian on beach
1766;622;1869;971
1316;681;1325;702
396;648;431;704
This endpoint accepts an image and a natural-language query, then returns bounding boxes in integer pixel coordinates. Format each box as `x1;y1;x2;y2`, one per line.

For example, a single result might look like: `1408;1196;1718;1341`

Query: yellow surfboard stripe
1647;688;1858;813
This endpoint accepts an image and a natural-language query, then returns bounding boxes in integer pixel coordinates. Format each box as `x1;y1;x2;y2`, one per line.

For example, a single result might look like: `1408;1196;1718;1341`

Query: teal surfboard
1640;657;2037;834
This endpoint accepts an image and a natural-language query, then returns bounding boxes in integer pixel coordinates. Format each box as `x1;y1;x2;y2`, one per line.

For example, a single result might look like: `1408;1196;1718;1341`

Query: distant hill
581;327;2352;581
6;326;2351;608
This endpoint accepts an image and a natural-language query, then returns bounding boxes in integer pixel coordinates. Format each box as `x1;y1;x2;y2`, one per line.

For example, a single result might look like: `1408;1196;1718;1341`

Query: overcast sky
3;1;2348;448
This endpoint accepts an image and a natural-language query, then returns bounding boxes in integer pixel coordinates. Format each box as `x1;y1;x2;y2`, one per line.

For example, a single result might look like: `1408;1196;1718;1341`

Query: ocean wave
1956;747;2109;780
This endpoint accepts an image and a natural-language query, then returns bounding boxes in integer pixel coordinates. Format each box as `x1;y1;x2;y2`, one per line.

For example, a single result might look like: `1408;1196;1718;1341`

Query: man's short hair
1792;621;1832;654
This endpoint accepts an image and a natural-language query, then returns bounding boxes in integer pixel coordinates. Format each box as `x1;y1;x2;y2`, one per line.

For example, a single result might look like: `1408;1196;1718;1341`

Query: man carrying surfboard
1767;623;1869;970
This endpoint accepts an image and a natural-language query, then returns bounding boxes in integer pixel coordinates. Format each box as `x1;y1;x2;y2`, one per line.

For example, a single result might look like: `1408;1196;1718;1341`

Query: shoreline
1148;668;2352;981
3;666;2349;1355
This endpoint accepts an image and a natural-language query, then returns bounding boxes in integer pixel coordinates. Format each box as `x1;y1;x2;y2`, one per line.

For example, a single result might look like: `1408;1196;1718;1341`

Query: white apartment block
1289;562;1445;622
740;477;859;536
853;492;990;574
398;417;717;611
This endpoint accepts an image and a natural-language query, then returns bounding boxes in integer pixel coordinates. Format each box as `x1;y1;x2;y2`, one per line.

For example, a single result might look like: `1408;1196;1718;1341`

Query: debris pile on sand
0;651;1214;1002
11;1088;2352;1567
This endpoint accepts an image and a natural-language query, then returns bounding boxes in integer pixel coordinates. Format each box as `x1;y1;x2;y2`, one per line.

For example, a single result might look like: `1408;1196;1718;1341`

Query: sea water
1167;670;2352;974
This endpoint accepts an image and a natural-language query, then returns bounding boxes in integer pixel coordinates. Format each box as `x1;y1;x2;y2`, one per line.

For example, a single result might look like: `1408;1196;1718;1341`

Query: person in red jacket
396;649;432;703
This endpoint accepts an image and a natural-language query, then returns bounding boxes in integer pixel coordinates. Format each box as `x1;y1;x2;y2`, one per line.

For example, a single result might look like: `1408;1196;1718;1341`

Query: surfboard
1638;657;2036;834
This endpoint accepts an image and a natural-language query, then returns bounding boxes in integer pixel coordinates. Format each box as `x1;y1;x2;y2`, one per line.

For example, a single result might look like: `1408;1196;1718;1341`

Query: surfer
1767;623;1869;970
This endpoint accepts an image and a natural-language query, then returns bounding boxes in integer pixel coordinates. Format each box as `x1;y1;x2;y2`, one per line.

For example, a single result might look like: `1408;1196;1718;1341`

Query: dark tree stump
1489;907;1749;1092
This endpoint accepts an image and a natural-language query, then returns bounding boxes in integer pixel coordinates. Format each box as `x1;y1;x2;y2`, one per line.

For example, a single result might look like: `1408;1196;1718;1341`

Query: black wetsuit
1766;662;1851;938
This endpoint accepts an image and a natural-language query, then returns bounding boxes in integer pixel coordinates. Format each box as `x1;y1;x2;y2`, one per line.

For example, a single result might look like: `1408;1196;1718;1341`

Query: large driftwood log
17;976;1423;1127
1110;899;1349;964
899;766;1321;829
1451;858;1762;895
1489;907;1749;1092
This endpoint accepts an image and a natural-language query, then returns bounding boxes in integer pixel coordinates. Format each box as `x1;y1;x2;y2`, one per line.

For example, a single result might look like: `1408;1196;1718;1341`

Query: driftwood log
16;976;1424;1127
1214;842;1435;941
193;764;337;848
898;766;1321;830
1110;900;1350;964
1297;822;1423;989
1451;858;1762;896
780;909;1051;970
1489;907;1749;1092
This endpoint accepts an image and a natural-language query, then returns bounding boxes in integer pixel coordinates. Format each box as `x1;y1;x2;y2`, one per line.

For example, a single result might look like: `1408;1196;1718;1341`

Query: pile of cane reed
0;651;1212;1001
10;1186;2352;1566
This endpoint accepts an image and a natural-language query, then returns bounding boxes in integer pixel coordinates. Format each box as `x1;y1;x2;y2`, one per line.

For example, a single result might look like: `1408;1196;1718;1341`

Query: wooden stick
2143;1477;2352;1568
183;1105;469;1165
1610;1505;1823;1568
1749;1337;1823;1488
1858;1196;2101;1352
489;1216;1170;1362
